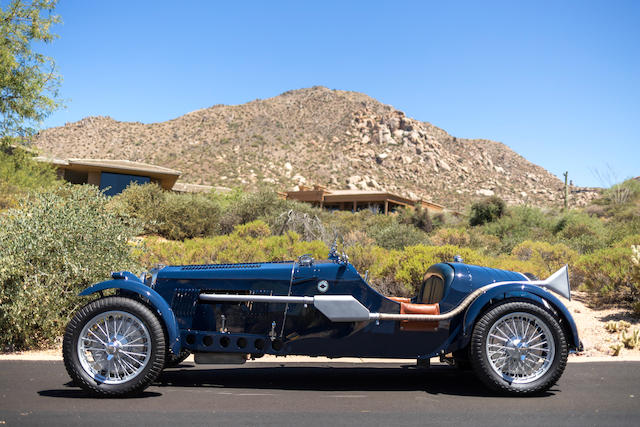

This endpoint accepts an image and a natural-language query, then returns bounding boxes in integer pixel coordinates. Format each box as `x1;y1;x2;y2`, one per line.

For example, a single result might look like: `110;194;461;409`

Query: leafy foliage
368;221;428;250
398;205;433;233
469;196;506;226
136;222;327;267
0;145;59;208
0;0;62;141
0;185;140;349
109;183;222;240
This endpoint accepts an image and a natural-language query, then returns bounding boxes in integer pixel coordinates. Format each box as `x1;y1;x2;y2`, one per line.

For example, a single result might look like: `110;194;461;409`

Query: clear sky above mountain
39;0;639;187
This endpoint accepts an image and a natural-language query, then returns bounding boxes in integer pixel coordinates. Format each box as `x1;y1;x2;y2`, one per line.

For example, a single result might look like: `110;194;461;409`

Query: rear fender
455;283;580;351
79;278;181;354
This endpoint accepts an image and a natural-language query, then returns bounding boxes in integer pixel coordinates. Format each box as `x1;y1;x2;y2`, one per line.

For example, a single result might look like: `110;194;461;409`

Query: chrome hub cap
486;312;555;384
77;310;152;384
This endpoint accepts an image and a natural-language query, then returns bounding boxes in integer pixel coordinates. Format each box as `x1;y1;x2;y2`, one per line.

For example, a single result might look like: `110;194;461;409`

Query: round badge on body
317;280;329;293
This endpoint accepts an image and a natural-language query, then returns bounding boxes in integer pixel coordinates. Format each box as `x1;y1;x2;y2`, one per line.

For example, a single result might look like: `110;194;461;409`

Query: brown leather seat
386;296;441;331
400;302;439;315
399;301;440;331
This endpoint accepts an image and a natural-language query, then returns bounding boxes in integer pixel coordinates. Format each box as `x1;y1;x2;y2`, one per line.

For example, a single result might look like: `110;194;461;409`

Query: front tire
63;296;166;397
470;301;568;395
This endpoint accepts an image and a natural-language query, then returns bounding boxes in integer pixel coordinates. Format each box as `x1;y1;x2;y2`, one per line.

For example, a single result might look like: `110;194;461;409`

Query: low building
284;185;446;215
37;157;181;196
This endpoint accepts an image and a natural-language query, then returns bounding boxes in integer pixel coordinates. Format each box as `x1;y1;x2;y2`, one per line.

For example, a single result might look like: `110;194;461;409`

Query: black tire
165;349;191;368
63;296;166;397
470;300;568;395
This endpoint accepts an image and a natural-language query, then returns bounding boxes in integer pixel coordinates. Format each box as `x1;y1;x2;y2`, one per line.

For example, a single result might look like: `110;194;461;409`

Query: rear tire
63;297;166;397
470;301;568;395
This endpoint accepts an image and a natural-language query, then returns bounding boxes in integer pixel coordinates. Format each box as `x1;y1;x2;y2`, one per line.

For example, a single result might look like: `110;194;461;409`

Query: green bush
430;227;471;247
553;211;607;254
483;206;555;253
368;222;428;250
136;226;328;267
0;185;140;350
573;246;638;304
511;240;578;277
110;183;222;240
0;145;59;209
219;190;317;234
398;205;433;233
469;196;506;226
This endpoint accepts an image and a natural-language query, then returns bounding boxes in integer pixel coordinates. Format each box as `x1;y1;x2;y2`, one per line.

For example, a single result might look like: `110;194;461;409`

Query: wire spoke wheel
470;301;568;395
77;310;152;384
63;297;166;396
486;312;555;384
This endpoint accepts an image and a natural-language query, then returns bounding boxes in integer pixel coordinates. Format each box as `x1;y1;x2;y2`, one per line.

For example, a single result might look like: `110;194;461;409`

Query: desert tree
0;0;61;145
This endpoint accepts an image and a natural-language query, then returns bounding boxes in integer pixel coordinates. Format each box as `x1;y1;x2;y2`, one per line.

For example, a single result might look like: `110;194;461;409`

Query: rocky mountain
34;86;599;210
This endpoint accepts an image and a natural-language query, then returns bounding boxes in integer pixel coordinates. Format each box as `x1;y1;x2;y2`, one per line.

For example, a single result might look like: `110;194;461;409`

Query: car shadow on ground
38;381;162;399
155;364;556;398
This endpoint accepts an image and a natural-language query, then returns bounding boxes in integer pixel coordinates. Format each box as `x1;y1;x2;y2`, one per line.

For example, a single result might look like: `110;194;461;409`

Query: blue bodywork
79;257;580;358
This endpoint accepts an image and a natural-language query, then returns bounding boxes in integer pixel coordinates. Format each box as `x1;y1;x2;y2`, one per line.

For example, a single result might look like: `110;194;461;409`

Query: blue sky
39;0;639;187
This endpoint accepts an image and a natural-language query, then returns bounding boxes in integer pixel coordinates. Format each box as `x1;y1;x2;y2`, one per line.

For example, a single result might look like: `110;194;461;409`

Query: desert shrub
110;183;221;240
218;190;317;234
368;222;428;250
469;196;506;226
398;205;433;233
342;230;375;248
346;244;391;278
155;192;222;240
271;209;327;242
606;208;640;244
511;240;578;276
323;210;376;237
0;185;140;350
137;227;328;267
597;179;640;211
573;246;639;304
234;220;271;238
553;211;607;254
0;145;59;209
430;227;471;247
468;228;502;254
483;206;555;254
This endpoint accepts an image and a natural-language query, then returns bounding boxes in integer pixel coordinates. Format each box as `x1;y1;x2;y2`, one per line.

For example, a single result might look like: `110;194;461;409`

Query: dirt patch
564;291;640;358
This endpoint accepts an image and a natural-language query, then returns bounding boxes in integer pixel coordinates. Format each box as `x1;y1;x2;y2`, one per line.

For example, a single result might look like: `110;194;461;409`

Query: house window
63;169;88;185
99;172;150;196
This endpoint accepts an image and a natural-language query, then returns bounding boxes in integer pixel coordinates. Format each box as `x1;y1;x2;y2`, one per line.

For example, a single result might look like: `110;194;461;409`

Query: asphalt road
0;360;639;426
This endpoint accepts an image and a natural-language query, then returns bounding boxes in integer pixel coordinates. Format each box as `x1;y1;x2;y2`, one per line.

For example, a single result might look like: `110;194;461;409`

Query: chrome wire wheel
485;311;555;384
77;310;152;385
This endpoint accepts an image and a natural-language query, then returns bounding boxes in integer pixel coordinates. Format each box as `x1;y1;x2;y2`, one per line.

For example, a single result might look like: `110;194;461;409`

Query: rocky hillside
34;86;598;209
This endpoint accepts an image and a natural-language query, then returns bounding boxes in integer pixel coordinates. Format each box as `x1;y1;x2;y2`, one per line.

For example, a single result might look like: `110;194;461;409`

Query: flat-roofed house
37;157;181;196
284;185;446;215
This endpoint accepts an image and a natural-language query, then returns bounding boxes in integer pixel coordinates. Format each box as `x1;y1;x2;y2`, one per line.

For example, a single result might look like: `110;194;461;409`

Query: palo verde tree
0;0;61;145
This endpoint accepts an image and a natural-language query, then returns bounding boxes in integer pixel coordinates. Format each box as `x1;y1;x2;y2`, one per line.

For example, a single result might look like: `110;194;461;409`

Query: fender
79;277;181;354
458;283;580;350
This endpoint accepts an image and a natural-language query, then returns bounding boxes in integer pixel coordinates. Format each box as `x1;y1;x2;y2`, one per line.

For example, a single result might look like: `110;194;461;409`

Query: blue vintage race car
63;245;581;397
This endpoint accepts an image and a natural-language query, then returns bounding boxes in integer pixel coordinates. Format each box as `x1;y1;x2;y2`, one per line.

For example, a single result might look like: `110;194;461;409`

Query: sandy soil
2;292;639;361
563;291;640;359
